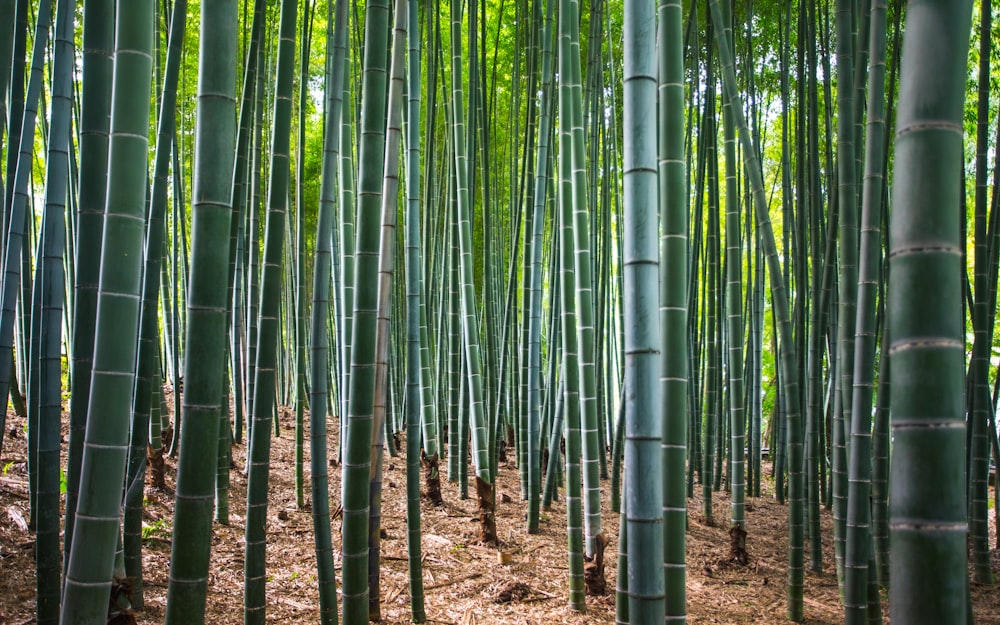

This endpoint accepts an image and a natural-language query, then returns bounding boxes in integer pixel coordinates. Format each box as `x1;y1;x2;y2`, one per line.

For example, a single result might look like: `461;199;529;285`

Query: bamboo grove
0;0;994;624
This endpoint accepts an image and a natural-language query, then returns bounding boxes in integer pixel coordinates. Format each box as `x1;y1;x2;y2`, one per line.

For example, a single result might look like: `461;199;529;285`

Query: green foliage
142;518;171;542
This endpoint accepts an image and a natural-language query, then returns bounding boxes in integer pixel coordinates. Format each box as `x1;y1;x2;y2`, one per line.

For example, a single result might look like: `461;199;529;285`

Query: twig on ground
424;572;483;591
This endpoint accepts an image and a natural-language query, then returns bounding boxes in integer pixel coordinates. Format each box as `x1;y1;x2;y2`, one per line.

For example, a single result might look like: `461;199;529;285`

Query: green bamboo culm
368;0;409;615
125;0;187;603
887;1;973;623
514;0;538;505
64;0;113;565
702;79;720;523
718;0;746;538
871;312;891;588
293;0;316;512
163;0;237;622
559;0;605;583
525;0;556;534
243;25;267;447
833;0;859;587
555;0;586;607
967;0;996;587
338;29;357;468
416;11;441;479
450;0;498;543
0;0;11;221
0;0;52;467
340;0;390;620
615;501;629;625
308;0;348;623
844;1;888;623
244;0;298;621
541;374;565;510
0;0;20;252
403;0;427;618
802;0;825;573
0;2;28;372
623;0;664;621
659;0;687;619
60;1;154;622
446;192;461;485
33;1;73;621
219;0;268;518
226;0;267;453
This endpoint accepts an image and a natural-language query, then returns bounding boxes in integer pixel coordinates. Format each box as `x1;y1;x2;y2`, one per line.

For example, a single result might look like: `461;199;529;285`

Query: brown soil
2;404;999;624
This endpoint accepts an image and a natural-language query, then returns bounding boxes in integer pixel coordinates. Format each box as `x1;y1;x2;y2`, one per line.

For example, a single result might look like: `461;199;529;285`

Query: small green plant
450;543;466;553
2;461;14;476
141;518;171;542
59;467;66;494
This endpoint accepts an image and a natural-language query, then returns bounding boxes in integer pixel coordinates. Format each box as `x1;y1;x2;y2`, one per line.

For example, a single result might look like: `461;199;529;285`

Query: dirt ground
1;404;999;624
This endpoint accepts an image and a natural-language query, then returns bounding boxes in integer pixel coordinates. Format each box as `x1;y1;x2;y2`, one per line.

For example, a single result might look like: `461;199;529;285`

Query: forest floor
1;401;999;624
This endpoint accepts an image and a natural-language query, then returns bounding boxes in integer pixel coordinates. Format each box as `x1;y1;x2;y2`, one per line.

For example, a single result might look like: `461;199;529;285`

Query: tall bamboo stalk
718;0;746;539
450;0;498;544
967;0;996;586
833;0;859;585
164;0;237;622
32;2;73;621
244;0;298;621
403;0;427;619
368;0;409;615
63;0;113;559
340;0;390;619
125;1;188;603
887;3;972;623
308;1;348;623
0;0;52;469
623;0;664;620
844;2;888;622
660;0;687;619
526;0;555;534
61;2;154;621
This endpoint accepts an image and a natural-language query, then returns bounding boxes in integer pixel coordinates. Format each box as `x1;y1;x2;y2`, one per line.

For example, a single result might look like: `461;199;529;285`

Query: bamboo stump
146;444;166;490
476;476;498;545
422;452;444;506
584;531;608;595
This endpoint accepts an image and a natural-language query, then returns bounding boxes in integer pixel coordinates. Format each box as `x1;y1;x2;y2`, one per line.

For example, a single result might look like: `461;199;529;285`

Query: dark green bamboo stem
164;1;237;622
967;0;996;586
125;0;188;605
659;0;687;618
60;2;154;621
623;0;664;619
33;2;73;620
887;3;972;623
844;2;888;622
340;0;390;619
307;2;347;623
243;0;298;621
